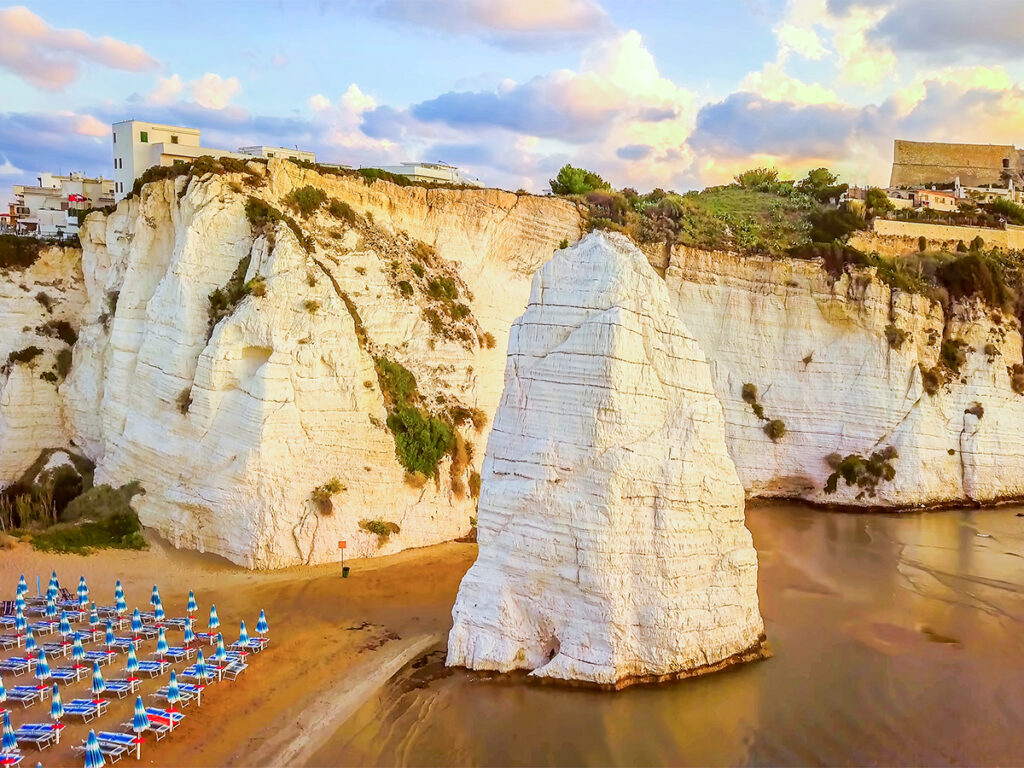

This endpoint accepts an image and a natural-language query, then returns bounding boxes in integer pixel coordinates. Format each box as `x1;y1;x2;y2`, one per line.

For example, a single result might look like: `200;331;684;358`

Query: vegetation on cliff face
824;447;898;499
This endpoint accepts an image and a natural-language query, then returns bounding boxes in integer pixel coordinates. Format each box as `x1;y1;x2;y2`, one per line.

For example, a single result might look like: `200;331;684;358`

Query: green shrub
989;197;1024;225
328;199;358;225
921;365;944;395
469;471;482;498
0;235;44;270
359;518;401;545
940;338;968;374
398;280;414;296
374;356;418;406
39;371;57;383
965;403;984;419
764;419;787;441
741;383;758;403
386;406;454;477
426;277;458;301
549;164;610;196
303;299;321;314
35;292;53;313
824;447;897;497
285;185;327;217
411;263;425;278
244;197;307;249
734;167;779;190
558;238;569;250
208;254;253;336
32;482;147;554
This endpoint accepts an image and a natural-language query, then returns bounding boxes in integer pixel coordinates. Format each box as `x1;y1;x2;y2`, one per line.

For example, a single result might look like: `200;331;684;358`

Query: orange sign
338;540;347;549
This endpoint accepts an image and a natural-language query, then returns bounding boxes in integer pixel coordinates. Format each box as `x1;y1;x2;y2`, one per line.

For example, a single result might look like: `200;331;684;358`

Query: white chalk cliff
446;232;766;687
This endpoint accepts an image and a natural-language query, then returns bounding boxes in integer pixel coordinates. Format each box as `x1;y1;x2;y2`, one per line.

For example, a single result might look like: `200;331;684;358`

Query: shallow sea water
311;503;1024;766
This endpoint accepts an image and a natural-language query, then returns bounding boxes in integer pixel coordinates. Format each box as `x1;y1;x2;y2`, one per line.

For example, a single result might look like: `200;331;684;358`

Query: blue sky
3;0;1024;200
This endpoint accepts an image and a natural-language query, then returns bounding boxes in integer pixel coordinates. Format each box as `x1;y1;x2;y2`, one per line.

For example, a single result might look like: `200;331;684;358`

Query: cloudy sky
2;0;1024;199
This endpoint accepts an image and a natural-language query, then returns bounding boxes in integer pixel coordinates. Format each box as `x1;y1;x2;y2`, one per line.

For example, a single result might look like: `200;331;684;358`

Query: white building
111;120;318;201
9;172;114;237
361;161;483;187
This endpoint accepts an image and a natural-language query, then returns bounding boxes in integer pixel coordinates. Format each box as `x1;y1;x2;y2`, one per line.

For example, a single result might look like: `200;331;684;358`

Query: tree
798;167;848;204
734;167;779;190
549;164;610;196
865;187;894;216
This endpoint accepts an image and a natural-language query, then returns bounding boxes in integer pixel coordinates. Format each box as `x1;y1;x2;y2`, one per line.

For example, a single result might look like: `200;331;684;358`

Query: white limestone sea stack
446;232;767;688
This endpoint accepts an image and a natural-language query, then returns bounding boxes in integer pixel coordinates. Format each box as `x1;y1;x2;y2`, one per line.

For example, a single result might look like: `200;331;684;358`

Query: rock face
447;232;766;688
0;159;581;568
666;246;1024;506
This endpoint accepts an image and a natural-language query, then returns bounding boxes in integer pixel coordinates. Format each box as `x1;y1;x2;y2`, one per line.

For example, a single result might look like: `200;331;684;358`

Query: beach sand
0;533;476;767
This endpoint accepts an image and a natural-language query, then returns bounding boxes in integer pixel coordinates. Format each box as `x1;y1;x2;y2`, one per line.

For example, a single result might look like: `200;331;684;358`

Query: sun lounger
131;625;158;640
69;697;109;717
161;646;195;662
83;650;114;666
232;637;268;653
4;686;42;708
11;684;48;700
13;725;57;750
109;637;141;651
179;664;216;683
221;659;248;680
28;622;56;636
193;631;217;646
0;616;15;627
40;642;69;657
63;700;103;722
154;685;198;707
50;665;84;685
135;660;167;678
145;707;184;725
102;679;136;699
0;752;23;766
120;716;170;741
72;736;129;763
0;657;34;676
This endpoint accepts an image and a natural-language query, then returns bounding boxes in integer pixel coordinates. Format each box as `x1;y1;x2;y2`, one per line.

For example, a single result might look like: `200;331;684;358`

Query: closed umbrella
34;649;51;690
44;596;57;620
104;621;116;654
14;593;24;615
166;670;181;715
72;635;86;669
153;599;165;626
125;646;139;682
0;672;6;711
131;695;147;759
156;627;168;660
115;593;127;617
49;684;63;743
213;634;227;681
183;621;195;647
237;620;249;654
59;611;72;646
186;590;198;616
84;729;105;768
208;604;220;632
2;711;17;753
13;607;25;644
131;608;143;639
90;661;106;703
24;628;37;655
149;586;160;607
194;650;208;685
256;609;269;638
16;575;26;597
89;603;100;635
77;577;89;611
114;580;124;602
46;572;58;602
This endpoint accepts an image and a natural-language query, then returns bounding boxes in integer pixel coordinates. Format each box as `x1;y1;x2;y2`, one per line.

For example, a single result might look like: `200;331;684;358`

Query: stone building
890;139;1024;188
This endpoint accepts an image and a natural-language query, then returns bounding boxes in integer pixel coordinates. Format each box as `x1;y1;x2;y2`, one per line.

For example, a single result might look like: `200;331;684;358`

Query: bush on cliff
0;235;44;270
549;164;610;196
285;185;327;217
207;254;253;336
386;406;454;477
26;482;147;555
989;197;1024;225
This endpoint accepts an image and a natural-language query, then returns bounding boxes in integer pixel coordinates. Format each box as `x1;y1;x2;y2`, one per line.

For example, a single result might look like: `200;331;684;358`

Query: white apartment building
362;161;483;187
111;120;318;201
9;172;115;237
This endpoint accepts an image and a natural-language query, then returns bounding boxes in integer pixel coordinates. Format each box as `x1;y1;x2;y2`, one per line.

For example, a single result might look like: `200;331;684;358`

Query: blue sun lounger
40;642;69;657
103;679;136;699
83;650;114;666
28;621;56;636
109;636;141;651
135;659;168;678
72;735;129;763
179;664;215;683
4;686;42;708
162;646;196;662
50;665;85;685
154;684;198;707
0;752;23;766
64;699;103;722
12;724;58;750
0;656;34;676
0;634;18;650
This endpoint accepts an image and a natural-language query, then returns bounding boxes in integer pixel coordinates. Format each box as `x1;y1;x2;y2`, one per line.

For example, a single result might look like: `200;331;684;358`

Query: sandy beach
0;534;476;767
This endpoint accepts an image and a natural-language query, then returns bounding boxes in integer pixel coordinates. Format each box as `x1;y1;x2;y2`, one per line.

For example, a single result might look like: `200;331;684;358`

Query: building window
140;131;148;143
268;152;274;158
171;135;178;144
1004;159;1011;169
112;133;116;144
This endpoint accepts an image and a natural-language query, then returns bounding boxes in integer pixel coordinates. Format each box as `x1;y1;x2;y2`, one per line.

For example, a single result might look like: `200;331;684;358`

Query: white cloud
0;5;158;91
0;154;23;177
739;62;837;105
146;73;241;110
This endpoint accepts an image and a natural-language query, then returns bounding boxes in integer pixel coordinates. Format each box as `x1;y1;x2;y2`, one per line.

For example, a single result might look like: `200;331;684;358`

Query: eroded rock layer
447;232;765;687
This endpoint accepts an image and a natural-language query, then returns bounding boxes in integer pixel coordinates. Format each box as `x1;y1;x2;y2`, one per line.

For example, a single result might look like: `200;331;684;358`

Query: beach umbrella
77;577;89;608
46;572;58;602
0;673;6;710
115;593;127;617
14;593;25;615
115;580;124;601
89;603;100;633
195;650;208;684
72;635;85;668
24;628;37;655
16;575;26;597
237;620;249;649
131;695;147;758
156;627;168;660
14;607;26;639
84;729;105;768
166;670;181;714
208;604;220;631
90;661;105;702
125;646;139;682
131;608;143;638
59;611;72;642
153;599;165;626
34;649;51;689
49;684;63;742
45;596;57;620
213;634;227;680
2;711;17;753
183;621;195;647
255;609;269;638
149;586;160;607
186;590;198;616
104;621;116;653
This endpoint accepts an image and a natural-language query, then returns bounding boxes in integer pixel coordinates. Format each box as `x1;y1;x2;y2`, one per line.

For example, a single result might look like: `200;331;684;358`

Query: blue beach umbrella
156;627;168;660
125;646;139;681
208;604;220;631
186;590;198;616
0;673;6;709
50;684;63;742
255;609;269;637
115;593;127;616
45;583;56;603
24;628;37;655
88;603;100;632
34;650;51;689
46;572;57;601
149;586;160;607
131;695;147;758
153;599;165;626
45;596;57;620
237;620;249;647
104;621;115;653
183;621;195;647
214;633;227;663
194;650;208;683
77;577;89;608
14;607;26;639
90;662;105;702
16;575;26;597
14;593;24;615
2;711;17;753
166;670;181;713
84;729;105;768
72;635;85;668
114;580;124;601
59;611;72;642
131;608;143;638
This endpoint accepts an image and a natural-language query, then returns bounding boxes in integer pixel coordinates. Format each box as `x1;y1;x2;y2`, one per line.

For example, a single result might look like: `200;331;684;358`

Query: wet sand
0;534;475;767
310;503;1024;767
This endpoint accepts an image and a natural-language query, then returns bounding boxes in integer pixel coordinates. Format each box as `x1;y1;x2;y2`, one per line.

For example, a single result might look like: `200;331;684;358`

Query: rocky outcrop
0;246;85;485
446;232;766;688
52;160;581;568
666;246;1024;507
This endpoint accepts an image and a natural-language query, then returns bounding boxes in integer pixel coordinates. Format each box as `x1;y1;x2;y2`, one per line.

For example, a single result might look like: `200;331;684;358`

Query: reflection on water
310;504;1024;766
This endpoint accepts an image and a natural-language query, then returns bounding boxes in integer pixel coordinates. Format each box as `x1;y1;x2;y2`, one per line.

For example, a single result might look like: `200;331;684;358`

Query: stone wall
867;219;1024;250
890;139;1023;188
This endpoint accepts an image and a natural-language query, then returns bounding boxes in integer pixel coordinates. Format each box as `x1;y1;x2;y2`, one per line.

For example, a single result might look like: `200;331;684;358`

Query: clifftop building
363;161;482;187
7;172;114;237
112;120;317;201
890;139;1024;188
